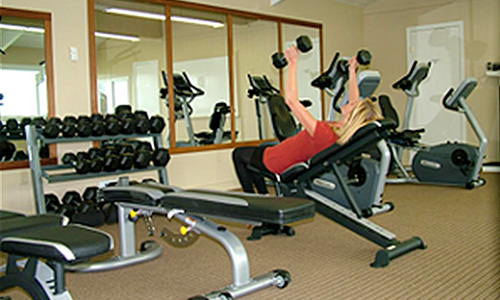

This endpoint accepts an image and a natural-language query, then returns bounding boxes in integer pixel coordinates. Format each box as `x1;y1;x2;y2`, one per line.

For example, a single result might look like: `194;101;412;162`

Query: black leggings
232;146;269;194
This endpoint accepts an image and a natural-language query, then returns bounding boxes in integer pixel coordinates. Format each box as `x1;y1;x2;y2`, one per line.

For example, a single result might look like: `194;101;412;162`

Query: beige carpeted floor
1;173;499;299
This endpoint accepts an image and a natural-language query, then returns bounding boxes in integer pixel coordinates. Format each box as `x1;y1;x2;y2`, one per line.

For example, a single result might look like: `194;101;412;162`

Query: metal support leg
174;213;291;299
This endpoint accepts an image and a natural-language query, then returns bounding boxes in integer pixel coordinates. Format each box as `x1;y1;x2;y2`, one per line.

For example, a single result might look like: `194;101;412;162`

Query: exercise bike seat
378;95;424;146
102;183;315;225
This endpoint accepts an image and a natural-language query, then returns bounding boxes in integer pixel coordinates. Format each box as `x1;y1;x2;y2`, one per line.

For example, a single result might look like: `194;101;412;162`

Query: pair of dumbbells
114;105;166;135
45;188;104;226
109;141;170;169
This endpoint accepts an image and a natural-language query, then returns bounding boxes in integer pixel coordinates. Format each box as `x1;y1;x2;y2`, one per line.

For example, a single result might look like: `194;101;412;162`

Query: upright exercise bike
312;51;380;121
381;63;487;188
160;71;232;147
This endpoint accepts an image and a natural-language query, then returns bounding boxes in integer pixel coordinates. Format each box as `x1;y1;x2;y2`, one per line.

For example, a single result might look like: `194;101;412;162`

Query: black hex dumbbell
62;152;91;174
338;49;372;73
134;110;150;134
149;116;166;134
152;148;170;167
62;116;78;137
45;193;61;213
13;150;28;161
272;35;313;69
104;114;121;135
0;141;16;162
76;116;92;137
6;118;23;138
42;117;62;138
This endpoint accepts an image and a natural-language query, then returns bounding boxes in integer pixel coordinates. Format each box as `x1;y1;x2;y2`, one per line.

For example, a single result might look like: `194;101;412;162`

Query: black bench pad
0;210;25;220
160;189;315;224
1;224;112;263
102;185;315;224
0;214;66;240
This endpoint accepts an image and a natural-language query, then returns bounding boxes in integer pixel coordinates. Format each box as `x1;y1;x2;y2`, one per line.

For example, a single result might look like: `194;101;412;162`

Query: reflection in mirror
94;0;167;142
232;16;279;141
171;7;230;147
0;14;48;164
282;24;322;121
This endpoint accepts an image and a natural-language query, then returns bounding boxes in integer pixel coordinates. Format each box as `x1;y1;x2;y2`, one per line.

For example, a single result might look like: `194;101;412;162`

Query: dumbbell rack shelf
25;125;169;214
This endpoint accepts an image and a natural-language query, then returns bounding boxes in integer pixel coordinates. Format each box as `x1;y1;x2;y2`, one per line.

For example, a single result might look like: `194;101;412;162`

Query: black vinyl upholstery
1;224;112;263
160;189;315;224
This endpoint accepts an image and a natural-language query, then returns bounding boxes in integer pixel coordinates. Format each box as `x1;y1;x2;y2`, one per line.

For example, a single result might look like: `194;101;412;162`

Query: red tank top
263;121;338;174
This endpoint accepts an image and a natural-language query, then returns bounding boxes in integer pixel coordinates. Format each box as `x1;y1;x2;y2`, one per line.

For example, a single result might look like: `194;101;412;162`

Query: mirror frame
88;0;323;154
0;7;56;170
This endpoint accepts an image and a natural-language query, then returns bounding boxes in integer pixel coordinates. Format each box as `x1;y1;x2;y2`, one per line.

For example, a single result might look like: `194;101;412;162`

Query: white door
134;60;160;115
407;21;466;144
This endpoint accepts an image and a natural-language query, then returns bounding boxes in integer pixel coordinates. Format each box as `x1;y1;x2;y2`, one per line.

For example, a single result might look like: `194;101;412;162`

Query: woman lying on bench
233;46;383;194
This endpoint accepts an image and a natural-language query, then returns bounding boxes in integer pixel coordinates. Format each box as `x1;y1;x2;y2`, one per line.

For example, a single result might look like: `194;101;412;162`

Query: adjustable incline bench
67;177;315;299
0;210;113;300
249;120;426;267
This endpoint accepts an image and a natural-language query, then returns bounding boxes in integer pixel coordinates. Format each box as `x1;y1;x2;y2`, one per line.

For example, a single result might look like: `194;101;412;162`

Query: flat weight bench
69;177;315;299
0;211;113;300
249;120;426;267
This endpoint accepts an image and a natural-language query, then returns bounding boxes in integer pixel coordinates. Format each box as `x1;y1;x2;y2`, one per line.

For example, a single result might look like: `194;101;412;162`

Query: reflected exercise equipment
160;71;233;147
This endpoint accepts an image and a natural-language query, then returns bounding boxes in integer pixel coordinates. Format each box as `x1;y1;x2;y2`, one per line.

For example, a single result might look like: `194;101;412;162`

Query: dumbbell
116;112;136;134
45;193;61;213
5;118;23;137
134;110;150;134
104;114;121;135
55;190;82;219
13;150;28;161
0;141;16;161
42;117;63;138
149;116;166;134
89;146;130;172
337;49;372;73
79;186;100;214
76;116;92;137
152;148;170;167
61;116;77;137
31;117;47;128
62;152;91;174
271;35;313;69
20;118;32;135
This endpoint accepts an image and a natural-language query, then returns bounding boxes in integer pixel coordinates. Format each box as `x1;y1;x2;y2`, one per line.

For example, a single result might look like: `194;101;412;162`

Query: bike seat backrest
442;77;478;111
392;61;431;93
378;95;400;128
267;94;298;141
209;102;230;131
247;74;279;98
311;52;340;89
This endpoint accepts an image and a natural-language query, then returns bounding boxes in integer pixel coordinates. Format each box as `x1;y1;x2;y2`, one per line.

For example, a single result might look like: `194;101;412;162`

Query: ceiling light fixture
95;31;140;42
0;23;44;34
104;7;224;28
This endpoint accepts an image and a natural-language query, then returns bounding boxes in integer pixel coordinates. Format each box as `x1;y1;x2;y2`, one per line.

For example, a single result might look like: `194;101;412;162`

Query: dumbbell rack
25;125;169;214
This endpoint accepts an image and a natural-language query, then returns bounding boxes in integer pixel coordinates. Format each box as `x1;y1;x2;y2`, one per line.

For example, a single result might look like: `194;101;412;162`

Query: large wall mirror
0;8;55;170
89;0;323;153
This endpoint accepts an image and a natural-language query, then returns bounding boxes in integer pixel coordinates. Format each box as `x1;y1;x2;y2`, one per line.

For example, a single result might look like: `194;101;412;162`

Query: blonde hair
334;99;383;145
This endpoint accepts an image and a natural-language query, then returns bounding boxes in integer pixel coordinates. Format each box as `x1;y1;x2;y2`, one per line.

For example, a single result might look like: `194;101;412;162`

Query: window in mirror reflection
94;0;166;117
232;16;279;142
0;14;48;164
171;7;230;147
282;24;322;120
0;17;47;118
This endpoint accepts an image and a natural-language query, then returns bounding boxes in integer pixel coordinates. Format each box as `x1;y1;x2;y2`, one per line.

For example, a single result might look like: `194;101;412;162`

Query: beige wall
364;0;500;163
0;0;364;214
